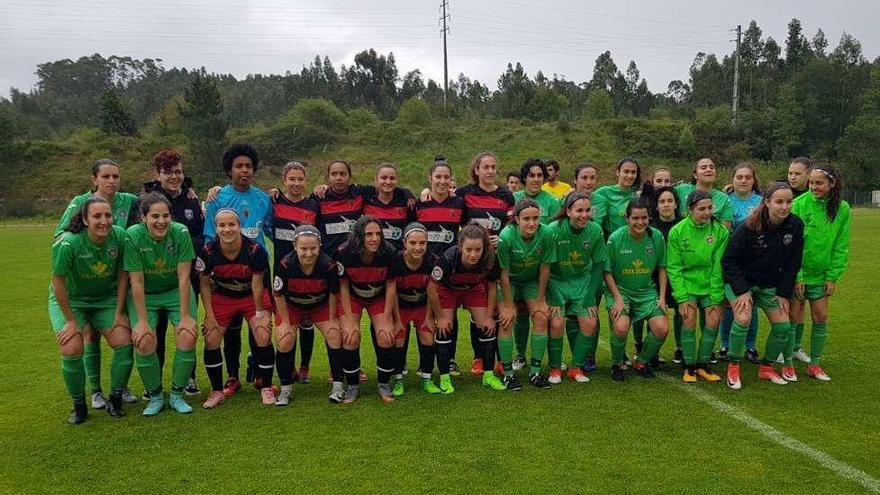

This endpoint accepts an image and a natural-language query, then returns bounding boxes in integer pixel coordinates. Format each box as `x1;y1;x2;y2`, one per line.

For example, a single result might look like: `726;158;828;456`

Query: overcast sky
1;0;878;97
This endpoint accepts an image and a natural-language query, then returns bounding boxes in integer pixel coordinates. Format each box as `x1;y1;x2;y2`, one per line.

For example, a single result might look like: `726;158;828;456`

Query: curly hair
222;143;260;177
153;149;182;173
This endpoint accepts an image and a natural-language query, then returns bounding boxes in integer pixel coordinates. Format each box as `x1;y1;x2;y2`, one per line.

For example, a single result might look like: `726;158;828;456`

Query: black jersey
314;185;370;256
722;214;804;299
336;241;396;302
431;245;500;291
390;251;437;309
363;187;414;251
143;178;205;252
272;195;320;264
415;195;466;257
458;184;514;237
196;236;270;298
273;252;338;310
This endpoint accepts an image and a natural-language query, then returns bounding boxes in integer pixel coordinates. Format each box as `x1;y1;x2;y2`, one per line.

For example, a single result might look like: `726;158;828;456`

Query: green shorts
724;284;779;309
497;280;538;303
605;289;665;323
802;284;826;301
48;291;117;333
127;288;198;330
686;295;716;309
547;279;595;318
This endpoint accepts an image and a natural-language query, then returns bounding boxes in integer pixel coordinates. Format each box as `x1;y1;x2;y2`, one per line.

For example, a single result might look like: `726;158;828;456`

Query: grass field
1;211;879;495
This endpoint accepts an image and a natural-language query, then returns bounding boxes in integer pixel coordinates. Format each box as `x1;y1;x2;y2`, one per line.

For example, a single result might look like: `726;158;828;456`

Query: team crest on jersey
581;240;591;250
431;266;444;281
166;241;175;253
243;208;250;219
783;233;793;245
645;245;654;255
706;234;715;244
195;257;205;273
756;235;767;248
107;246;119;259
535;246;543;256
184;209;194;220
273;276;284;292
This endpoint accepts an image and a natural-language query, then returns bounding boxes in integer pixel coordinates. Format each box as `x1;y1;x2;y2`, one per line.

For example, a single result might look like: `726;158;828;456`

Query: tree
589;51;618;92
832;32;865;67
784;18;811;71
494;62;535;118
99;89;136;136
400;70;426;101
177;73;227;165
769;84;805;159
583;90;613;119
812;29;828;58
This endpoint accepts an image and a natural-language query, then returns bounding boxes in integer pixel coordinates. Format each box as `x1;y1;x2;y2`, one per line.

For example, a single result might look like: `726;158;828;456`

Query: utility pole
440;0;450;114
731;24;742;125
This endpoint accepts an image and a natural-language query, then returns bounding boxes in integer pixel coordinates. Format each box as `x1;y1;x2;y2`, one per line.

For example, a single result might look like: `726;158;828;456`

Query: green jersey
51;225;126;305
496;223;554;283
514;189;561;224
124;222;196;295
604;226;666;295
54;191;138;237
673;183;733;223
547;218;607;300
791;193;851;284
666;216;729;304
592;185;636;236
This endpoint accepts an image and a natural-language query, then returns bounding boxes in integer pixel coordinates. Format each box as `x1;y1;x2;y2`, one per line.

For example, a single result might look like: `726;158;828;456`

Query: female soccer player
336;216;399;404
391;223;444;395
719;163;762;363
363;162;415;252
648;186;684;364
722;182;804;390
573;162;599;196
788;167;850;381
125;193;198;415
49;197;133;423
513;158;560;224
651;167;673;188
314;160;371;256
666;191;729;383
592;157;642;237
496;198;554;390
603;197;668;381
546;192;606;383
197;209;276;407
273;225;343;404
429;223;505;392
674;158;733;230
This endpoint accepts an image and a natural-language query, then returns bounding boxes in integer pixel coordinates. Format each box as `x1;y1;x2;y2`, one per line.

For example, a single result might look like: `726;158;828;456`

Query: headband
214;208;241;223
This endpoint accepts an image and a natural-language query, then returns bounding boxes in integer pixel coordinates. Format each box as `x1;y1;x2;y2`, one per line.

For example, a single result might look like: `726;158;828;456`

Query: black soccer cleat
106;393;126;418
529;373;552;390
68;402;88;425
502;374;523;391
611;364;626;382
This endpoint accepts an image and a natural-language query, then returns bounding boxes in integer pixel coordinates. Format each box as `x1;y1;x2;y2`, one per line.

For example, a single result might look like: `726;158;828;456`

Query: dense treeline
1;18;879;217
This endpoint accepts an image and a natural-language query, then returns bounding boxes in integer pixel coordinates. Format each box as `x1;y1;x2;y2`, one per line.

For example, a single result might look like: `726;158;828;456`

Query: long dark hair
574;162;598;182
625;196;654;238
689;157;715;185
617;156;642;191
519;158;547;183
458;222;494;271
646;185;681;223
344;215;391;258
139;192;172;217
813;166;843;222
66;197;110;234
744;181;792;232
553;191;591;222
511;197;540;224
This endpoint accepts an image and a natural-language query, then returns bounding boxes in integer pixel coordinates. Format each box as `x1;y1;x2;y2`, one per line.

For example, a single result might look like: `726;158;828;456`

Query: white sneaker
793;348;811;364
121;388;139;403
512;355;526;371
275;385;292;406
328;382;345;404
91;391;107;409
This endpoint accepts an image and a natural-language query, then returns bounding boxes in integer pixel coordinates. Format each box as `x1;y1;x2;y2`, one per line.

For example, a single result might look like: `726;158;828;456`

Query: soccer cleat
672;348;683;365
202;391;226;409
650;355;661;368
169;392;193;414
328;383;345;404
567;367;590;383
633;362;655;379
378;383;395;403
392;379;405;397
343;385;360;404
622;355;632;368
141;390;151;401
696;366;721;382
261;387;276;406
276;385;293;406
91;391;107;410
807;365;831;381
297;367;311;384
359;370;369;382
793;348;811;364
254;376;264;389
781;366;798;382
502;374;523;391
422;378;443;394
529;372;552;390
727;363;741;390
121;388;139;404
582;357;597;373
560;362;568;371
718;348;729;361
448;361;461;377
68;402;88;425
222;377;241;397
184;378;201;396
482;373;506;391
469;358;484;376
401;367;409;376
709;351;719;364
682;368;697;383
439;374;455;395
745;349;761;364
611;364;626;382
512;355;526;371
142;394;165;416
548;369;563;384
494;362;504;376
106;393;125;418
758;365;787;385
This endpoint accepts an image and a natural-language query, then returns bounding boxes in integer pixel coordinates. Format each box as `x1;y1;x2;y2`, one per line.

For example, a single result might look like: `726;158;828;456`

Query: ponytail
66;197;109;234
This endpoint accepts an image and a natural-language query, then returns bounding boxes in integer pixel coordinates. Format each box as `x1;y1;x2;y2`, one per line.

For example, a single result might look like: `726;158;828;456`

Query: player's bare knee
61;336;84;357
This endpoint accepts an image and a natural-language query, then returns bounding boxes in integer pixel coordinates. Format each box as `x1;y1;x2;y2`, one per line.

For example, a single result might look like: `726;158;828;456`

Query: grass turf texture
1;211;878;494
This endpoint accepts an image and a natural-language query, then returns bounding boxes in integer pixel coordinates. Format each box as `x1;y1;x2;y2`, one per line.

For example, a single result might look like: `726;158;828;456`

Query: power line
440;0;450;114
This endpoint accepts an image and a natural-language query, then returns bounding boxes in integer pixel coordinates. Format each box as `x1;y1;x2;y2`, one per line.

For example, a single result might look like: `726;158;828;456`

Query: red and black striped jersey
363;187;415;251
389;250;437;309
313;185;370;256
415;195;466;257
431;245;500;291
196;236;270;298
273;251;338;310
336;241;396;302
458;183;514;237
272;195;320;265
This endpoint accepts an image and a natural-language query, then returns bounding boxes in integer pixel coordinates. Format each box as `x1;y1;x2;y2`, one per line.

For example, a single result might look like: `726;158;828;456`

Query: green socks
697;328;719;364
673;312;683;348
514;315;529;356
810;323;828;365
638;331;666;365
763;322;790;365
83;341;101;391
632;320;645;345
136;351;163;396
681;327;696;366
610;332;627;365
782;322;797;365
548;335;564;369
110;343;134;393
729;321;748;363
571;332;595;367
529;333;548;374
171;348;196;391
499;335;514;375
794;322;805;349
61;355;86;401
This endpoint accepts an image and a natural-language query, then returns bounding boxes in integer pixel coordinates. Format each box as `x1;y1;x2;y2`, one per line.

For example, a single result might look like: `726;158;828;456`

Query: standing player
49;197;133;423
788;167;850;380
313;160;370;257
648;186;684;364
506;172;522;193
542;159;572;199
363;162;415;252
513;158;560;224
572;162;600;196
722;182;803;390
650;167;673;188
592;157;642;237
787;157;812;199
125;193;198;415
666;191;729;383
603;197;669;381
674;158;733;230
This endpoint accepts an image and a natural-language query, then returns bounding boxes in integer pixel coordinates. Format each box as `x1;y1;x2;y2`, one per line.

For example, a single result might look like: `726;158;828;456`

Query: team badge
706;234;714;244
535;246;543;256
431;266;444;281
166;242;175;253
273;276;284;292
783;233;793;245
581;240;591;250
337;263;345;277
195;257;206;273
243;208;250;219
184;209;194;220
646;245;654;255
107;246;119;259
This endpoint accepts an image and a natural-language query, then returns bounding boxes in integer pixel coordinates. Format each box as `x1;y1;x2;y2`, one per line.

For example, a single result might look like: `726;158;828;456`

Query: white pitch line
661;376;880;493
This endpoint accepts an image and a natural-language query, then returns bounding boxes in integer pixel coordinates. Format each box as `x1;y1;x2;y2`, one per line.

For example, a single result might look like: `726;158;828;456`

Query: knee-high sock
638;331;666;365
590;318;602;359
327;347;344;383
762;322;790;365
255;344;275;386
529;333;548;374
276;349;295;386
109;343;133;395
571;333;591;367
247;327;259;372
298;324;315;368
224;317;243;377
343;349;361;386
435;335;453;374
61;355;86;402
400;325;412;373
376;346;394;384
794;322;806;349
83;341;102;392
729;321;748;363
481;333;497;371
171;348;196;392
136;352;162;396
466;317;478;360
204;348;224;391
745;306;760;350
782;321;797;365
548;335;564;369
697;327;719;364
810;323;828;365
565;318;579;352
393;346;407;375
499;334;514;374
632;319;645;345
418;343;435;376
610;332;627;365
155;311;168;371
681;327;696;366
720;307;733;348
514;315;529;356
672;311;683;348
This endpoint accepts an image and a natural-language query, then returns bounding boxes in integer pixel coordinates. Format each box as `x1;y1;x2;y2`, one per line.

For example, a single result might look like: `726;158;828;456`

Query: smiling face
430;165;452;197
363;222;382;254
652;169;672;188
765;188;793;224
145;202;172;240
693;158;716;185
617;162;638;188
657;191;677;220
230;156;254;189
215;212;241;246
733;167;755;196
158;164;185;194
627;207;649;235
690;198;714;224
92;164;120;197
328;162;351;192
460;238;484;268
283;168;306;199
567;198;591;229
808;170;832;199
576;167;598;194
476;155;498;187
525;166;544;195
85;202;113;239
376;166;398;195
516;206;541;238
294;234;320;267
404;231;428;261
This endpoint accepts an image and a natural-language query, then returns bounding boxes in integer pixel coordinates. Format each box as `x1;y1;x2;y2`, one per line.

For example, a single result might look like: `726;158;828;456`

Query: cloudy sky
1;0;877;97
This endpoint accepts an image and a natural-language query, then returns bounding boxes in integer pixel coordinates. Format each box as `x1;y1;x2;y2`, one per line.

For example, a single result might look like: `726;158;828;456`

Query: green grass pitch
1;211;878;494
